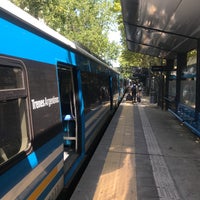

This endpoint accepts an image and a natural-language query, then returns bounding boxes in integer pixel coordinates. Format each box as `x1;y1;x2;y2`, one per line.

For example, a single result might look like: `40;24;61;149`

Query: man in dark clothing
131;84;137;103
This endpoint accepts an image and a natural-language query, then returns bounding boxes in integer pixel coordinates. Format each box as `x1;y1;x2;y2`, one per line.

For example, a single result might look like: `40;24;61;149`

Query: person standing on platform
137;83;142;103
131;84;137;103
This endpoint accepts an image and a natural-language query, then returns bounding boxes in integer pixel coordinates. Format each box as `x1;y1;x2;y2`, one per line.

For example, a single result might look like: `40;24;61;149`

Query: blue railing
170;103;200;137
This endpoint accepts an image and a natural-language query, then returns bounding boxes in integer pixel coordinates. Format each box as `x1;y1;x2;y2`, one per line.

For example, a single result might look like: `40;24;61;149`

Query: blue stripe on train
77;69;85;154
21;152;64;200
0;134;63;198
64;154;85;186
0;18;76;66
38;167;64;200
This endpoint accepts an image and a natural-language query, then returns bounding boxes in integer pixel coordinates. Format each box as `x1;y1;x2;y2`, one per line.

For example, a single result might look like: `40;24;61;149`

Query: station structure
121;0;200;136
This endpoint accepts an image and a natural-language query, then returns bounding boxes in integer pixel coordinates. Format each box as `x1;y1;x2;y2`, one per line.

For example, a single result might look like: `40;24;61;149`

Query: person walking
131;84;137;103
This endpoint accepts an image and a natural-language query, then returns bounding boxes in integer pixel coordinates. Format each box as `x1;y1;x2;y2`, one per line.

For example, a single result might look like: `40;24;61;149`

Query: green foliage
113;0;162;78
11;0;120;63
11;0;162;77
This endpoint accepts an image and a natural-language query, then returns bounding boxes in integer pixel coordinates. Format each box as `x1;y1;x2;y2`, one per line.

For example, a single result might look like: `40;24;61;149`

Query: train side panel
0;1;123;199
0;10;72;198
0;56;65;199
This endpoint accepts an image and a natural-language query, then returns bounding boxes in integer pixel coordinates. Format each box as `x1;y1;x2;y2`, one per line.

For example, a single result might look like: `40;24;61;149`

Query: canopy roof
121;0;200;59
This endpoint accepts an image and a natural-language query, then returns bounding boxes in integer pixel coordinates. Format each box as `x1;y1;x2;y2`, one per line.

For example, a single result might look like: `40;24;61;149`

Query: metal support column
165;59;174;110
176;53;187;111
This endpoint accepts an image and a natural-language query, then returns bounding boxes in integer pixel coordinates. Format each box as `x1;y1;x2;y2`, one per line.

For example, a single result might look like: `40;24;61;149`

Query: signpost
151;65;176;72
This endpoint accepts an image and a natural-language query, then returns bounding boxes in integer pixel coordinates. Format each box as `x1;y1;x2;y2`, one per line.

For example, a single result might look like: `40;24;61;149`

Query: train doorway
57;64;78;152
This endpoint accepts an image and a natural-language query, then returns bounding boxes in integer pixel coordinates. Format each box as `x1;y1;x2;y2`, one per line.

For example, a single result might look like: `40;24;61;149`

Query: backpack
131;85;136;93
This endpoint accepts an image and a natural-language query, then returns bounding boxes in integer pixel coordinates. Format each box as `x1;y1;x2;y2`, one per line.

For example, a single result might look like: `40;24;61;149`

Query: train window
0;62;29;166
81;71;110;113
0;66;24;90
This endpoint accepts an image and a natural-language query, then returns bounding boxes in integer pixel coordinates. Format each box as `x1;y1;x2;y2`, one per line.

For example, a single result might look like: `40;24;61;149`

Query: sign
151;65;176;72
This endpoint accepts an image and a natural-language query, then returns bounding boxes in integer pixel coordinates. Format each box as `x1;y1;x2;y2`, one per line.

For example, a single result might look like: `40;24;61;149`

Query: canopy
121;0;200;58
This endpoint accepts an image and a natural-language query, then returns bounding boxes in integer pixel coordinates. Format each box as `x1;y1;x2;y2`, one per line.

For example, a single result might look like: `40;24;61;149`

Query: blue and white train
0;1;125;199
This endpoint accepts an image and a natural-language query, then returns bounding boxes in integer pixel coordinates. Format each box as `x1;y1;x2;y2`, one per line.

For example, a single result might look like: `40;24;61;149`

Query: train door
57;64;78;152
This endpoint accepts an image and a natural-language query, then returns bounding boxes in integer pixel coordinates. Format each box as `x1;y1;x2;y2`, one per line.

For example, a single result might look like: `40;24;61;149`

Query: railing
164;96;176;111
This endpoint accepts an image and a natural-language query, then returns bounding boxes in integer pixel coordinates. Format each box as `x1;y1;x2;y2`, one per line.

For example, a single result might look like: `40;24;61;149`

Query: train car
0;1;124;199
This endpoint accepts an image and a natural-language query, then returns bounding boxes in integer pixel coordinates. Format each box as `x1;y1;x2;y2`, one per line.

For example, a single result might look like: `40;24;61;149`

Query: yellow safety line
27;166;58;200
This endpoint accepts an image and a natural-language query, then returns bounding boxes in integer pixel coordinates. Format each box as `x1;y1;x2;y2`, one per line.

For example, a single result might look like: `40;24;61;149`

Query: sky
108;30;121;44
108;30;121;68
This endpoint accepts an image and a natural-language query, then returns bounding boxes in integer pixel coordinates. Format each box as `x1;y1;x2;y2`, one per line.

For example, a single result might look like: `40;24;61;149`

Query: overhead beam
126;39;176;53
124;21;198;40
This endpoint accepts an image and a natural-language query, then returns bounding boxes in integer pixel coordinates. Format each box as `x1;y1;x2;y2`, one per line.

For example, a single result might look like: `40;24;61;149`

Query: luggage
126;93;133;101
137;96;141;102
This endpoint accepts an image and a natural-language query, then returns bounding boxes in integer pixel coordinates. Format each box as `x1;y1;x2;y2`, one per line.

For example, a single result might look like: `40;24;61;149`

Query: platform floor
71;96;200;200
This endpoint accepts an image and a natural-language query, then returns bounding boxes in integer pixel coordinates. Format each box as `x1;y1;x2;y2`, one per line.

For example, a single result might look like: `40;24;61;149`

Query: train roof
121;0;200;59
0;0;119;74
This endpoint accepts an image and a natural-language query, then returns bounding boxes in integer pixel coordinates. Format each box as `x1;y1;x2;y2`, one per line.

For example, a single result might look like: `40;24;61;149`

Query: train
0;1;126;199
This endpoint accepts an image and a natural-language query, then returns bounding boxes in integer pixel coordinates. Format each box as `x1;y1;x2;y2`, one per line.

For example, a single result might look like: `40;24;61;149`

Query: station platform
71;96;200;200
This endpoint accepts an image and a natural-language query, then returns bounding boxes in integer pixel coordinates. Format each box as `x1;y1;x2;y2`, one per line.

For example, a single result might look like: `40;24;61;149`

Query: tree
11;0;120;64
